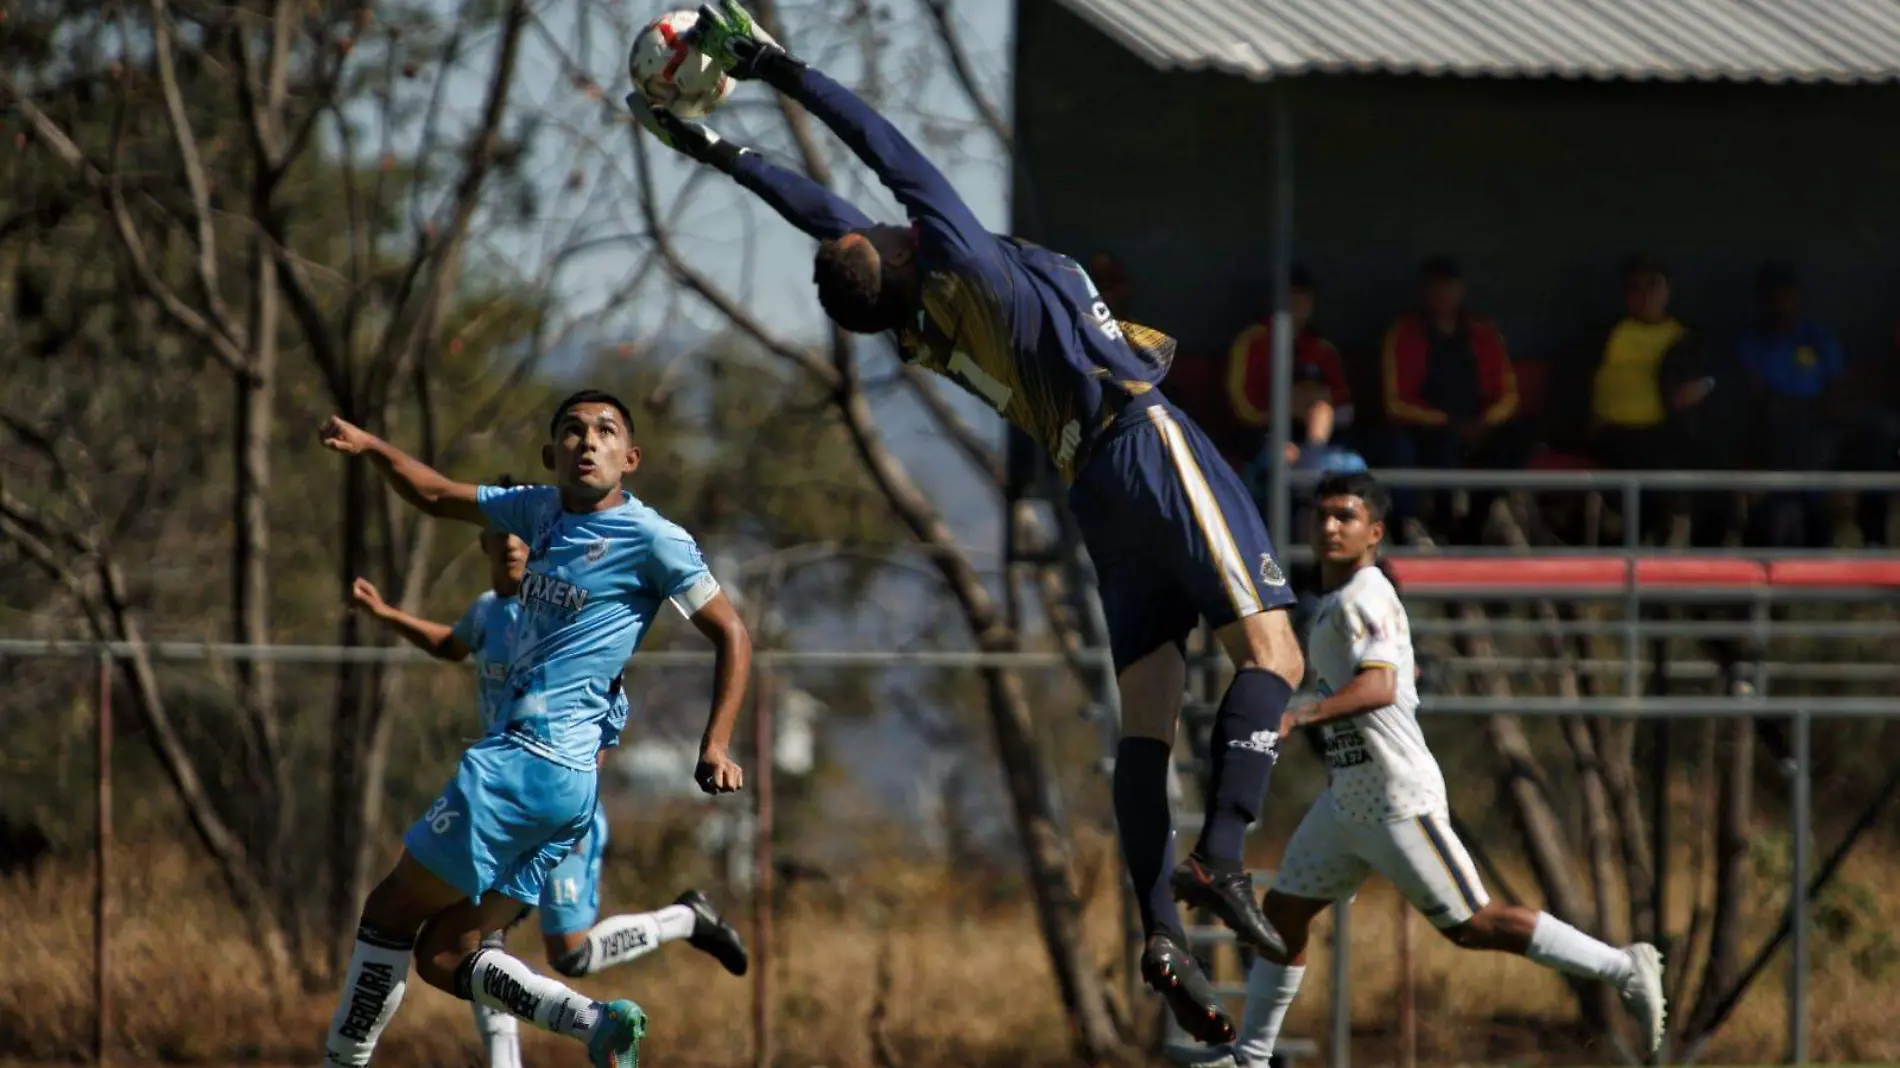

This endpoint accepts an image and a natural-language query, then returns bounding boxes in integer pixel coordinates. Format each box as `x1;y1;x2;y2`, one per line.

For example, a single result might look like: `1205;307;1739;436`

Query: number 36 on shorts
424;796;461;834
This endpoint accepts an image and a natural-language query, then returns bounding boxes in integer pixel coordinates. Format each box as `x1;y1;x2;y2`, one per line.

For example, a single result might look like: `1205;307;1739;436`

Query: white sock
472;1001;522;1068
581;905;695;974
1233;961;1305;1068
1526;913;1635;983
324;926;412;1067
465;947;600;1041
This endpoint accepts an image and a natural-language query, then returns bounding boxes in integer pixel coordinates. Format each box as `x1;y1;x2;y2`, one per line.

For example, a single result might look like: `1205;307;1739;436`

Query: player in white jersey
348;482;748;1068
1183;471;1665;1066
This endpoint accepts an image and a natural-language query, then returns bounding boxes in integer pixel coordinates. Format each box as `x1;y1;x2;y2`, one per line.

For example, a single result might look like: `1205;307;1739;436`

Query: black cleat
1141;933;1236;1045
1172;856;1287;959
677;888;749;976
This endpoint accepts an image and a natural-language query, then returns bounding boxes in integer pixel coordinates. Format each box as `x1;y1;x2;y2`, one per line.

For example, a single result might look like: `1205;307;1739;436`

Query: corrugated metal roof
1053;0;1900;83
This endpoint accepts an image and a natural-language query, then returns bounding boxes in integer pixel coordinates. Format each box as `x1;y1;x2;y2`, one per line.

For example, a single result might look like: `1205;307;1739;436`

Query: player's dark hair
1315;470;1391;523
548;389;635;438
813;237;906;334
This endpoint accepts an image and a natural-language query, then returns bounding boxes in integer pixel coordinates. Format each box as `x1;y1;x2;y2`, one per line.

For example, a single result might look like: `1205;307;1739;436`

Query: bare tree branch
366;0;530;410
898;363;1003;486
920;0;1011;147
148;0;244;343
0;75;254;379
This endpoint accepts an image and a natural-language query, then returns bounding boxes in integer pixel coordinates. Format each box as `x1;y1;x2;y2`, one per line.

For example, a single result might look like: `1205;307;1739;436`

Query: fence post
753;670;774;1068
1331;897;1351;1068
1397;894;1415;1068
95;648;112;1066
1620;475;1641;700
1788;708;1810;1066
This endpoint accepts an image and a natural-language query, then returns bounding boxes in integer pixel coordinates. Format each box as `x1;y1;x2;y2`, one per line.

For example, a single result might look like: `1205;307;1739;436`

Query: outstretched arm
731;151;875;239
349;578;471;661
319;415;484;525
778;66;987;244
693;4;988;249
630;93;872;240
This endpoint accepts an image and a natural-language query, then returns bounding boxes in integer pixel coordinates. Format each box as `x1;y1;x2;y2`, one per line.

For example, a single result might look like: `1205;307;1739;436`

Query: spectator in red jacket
1226;266;1355;447
1380;256;1522;529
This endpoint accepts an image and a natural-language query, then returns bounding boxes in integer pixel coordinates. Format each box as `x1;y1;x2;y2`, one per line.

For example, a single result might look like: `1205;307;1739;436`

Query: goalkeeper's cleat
1618;943;1667;1054
677;889;749;976
1172;856;1288;959
586;999;647;1068
1141;933;1236;1045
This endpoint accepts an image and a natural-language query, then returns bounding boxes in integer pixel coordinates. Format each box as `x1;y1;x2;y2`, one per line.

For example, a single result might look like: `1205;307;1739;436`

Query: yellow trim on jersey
1357;661;1399;672
1145;406;1263;618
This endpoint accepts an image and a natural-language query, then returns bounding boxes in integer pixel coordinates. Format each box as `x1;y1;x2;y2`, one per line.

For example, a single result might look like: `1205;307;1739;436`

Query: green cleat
586;999;647;1068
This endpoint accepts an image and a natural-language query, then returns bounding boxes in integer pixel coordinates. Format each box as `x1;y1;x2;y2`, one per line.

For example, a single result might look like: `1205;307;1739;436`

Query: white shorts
1270;791;1490;929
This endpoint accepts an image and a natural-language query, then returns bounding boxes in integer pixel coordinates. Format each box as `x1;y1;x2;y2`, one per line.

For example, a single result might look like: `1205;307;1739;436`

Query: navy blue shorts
1069;397;1296;672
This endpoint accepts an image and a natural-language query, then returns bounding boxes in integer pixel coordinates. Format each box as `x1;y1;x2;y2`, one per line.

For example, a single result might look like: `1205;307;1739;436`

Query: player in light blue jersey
348;491;749;1068
317;390;752;1068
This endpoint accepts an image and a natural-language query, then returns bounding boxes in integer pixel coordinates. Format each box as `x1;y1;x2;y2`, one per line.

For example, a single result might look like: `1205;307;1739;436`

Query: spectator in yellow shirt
1587;257;1713;470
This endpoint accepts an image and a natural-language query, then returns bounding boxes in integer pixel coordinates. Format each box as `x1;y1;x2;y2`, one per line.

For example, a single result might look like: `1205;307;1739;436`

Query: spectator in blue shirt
1739;263;1848;545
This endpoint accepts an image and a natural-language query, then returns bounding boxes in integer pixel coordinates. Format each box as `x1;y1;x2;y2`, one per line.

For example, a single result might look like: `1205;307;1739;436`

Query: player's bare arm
1281;665;1397;733
686;589;750;795
350;577;471;662
319;415;484;525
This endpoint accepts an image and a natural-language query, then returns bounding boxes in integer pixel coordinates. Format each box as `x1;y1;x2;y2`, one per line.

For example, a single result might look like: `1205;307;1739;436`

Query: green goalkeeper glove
626;91;746;171
693;1;802;86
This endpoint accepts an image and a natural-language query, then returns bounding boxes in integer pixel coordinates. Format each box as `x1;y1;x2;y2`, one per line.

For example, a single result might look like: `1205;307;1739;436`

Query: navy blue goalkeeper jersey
730;67;1177;482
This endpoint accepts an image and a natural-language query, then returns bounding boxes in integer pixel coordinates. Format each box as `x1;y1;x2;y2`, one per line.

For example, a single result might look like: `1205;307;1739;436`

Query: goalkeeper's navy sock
1114;737;1185;939
1195;668;1292;865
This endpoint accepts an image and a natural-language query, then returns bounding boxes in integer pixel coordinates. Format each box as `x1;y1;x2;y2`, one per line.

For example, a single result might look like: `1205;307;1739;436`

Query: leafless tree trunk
0;487;295;979
1448;597;1621;1050
1684;717;1753;1040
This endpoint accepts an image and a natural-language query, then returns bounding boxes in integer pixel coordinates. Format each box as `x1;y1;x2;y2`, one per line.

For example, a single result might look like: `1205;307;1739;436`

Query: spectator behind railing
1226;265;1357;455
1378;256;1526;534
1573;256;1737;544
1740;263;1852;547
1585;256;1714;468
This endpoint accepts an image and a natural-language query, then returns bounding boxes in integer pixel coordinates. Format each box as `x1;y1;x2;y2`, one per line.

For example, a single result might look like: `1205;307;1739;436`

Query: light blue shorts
537;803;610;934
405;735;597;906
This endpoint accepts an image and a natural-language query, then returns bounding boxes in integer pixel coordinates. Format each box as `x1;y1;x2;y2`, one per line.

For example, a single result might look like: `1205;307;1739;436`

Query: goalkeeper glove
693;0;803;88
626;91;746;172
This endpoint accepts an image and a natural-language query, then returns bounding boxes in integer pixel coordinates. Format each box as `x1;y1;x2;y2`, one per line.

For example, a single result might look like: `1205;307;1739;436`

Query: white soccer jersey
1305;563;1444;823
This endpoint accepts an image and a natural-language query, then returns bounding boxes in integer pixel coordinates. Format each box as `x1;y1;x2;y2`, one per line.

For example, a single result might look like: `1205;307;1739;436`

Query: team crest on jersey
585;538;609;563
1259;553;1287;587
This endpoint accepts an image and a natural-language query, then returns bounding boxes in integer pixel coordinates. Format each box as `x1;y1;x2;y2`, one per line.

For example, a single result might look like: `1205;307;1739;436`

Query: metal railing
10;465;1900;1067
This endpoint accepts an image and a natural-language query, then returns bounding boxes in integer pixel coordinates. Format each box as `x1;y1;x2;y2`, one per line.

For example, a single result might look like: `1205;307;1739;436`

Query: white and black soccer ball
628;9;733;120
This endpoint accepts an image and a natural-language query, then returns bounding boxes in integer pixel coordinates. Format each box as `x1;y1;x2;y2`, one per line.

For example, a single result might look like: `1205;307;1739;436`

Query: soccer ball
628;9;733;120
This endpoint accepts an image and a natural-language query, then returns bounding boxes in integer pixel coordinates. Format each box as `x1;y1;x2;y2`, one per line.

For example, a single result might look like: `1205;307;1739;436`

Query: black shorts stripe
1416;814;1481;913
355;924;417;952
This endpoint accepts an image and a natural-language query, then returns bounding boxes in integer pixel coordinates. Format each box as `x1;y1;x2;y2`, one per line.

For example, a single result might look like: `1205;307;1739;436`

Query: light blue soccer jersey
450;591;522;736
477;484;712;771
